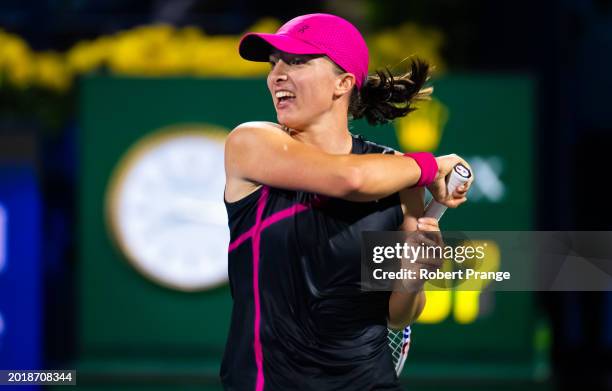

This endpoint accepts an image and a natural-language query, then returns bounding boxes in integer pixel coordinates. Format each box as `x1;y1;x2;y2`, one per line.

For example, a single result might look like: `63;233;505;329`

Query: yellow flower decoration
0;18;444;92
66;36;113;74
0;29;35;88
34;51;72;92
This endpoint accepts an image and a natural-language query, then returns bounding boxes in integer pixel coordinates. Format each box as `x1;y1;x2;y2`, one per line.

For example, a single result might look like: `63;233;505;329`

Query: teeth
275;91;296;99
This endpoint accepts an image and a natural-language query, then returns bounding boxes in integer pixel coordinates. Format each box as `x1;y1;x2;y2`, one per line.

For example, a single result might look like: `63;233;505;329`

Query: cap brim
238;33;324;62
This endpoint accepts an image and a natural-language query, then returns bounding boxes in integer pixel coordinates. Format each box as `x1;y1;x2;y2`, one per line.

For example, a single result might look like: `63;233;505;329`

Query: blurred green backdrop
64;75;547;391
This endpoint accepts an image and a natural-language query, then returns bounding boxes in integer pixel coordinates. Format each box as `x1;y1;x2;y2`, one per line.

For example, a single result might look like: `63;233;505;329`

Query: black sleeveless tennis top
221;133;404;391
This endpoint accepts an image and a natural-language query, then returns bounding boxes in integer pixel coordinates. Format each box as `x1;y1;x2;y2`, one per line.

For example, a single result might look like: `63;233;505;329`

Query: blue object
605;292;612;348
0;164;42;391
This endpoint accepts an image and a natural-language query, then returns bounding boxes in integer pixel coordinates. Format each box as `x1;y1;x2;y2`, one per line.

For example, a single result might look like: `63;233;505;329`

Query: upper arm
224;122;359;197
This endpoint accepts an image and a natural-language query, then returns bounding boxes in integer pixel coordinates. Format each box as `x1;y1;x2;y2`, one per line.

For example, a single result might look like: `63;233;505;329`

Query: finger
416;219;440;230
422;230;444;244
421;235;444;249
413;257;444;270
418;232;443;247
417;217;439;226
455;197;468;206
411;233;438;247
412;249;445;268
453;189;467;198
446;197;467;208
418;223;440;232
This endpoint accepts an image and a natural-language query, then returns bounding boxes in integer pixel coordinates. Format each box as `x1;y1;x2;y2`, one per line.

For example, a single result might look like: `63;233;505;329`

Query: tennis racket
388;163;472;376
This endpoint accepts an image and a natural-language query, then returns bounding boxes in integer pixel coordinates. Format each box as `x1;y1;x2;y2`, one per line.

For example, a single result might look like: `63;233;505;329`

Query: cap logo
297;25;310;33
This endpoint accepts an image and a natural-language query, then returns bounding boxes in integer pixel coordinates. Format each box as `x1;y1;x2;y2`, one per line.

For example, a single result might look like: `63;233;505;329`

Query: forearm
341;153;424;202
388;186;427;329
226;125;428;201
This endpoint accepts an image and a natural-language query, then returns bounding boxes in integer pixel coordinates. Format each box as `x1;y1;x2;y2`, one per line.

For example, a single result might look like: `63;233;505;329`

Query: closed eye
288;57;306;65
268;55;310;68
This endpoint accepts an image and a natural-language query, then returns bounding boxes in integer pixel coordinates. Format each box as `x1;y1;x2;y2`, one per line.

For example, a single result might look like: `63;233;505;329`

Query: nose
270;60;289;84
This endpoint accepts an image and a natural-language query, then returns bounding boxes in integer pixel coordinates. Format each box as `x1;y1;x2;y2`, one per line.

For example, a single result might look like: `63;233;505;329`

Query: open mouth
275;90;296;106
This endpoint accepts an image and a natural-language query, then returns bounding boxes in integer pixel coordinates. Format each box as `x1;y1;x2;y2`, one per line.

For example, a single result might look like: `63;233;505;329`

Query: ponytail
347;58;433;126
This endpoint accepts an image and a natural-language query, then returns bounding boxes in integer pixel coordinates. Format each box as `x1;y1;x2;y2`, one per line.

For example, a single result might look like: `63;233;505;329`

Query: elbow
388;312;414;330
337;165;364;199
388;291;426;330
387;318;406;331
388;310;414;331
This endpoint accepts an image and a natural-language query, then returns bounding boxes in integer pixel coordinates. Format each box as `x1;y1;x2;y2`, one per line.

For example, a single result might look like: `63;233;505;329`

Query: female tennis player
222;13;472;390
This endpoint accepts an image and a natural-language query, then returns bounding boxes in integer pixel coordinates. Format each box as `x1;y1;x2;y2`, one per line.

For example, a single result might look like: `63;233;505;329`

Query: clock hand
168;196;227;226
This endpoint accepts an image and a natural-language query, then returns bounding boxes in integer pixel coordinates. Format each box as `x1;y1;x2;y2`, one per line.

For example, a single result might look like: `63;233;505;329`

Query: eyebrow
268;52;322;61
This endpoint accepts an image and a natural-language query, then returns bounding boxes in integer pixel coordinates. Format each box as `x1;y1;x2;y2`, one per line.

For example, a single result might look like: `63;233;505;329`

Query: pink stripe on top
227;227;255;252
226;185;312;391
252;186;269;391
261;203;309;230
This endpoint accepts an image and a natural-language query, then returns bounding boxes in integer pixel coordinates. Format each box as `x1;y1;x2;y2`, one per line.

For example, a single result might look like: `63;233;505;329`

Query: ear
334;73;356;97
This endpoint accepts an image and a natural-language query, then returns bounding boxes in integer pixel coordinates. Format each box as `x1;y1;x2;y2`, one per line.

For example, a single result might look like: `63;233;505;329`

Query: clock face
106;125;230;291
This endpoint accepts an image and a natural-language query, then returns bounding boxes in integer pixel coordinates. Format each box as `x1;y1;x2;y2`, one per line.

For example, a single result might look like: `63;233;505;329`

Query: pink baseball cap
238;13;369;88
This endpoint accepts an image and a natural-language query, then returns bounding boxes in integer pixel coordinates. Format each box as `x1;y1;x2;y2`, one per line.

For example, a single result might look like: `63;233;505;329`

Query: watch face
106;125;230;292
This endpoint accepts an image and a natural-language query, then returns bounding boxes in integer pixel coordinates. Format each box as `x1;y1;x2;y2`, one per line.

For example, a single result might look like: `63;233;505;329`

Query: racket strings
388;326;412;375
387;329;404;364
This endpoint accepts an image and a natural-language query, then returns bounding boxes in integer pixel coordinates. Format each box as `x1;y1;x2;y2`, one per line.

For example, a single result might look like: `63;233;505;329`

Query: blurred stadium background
0;0;611;390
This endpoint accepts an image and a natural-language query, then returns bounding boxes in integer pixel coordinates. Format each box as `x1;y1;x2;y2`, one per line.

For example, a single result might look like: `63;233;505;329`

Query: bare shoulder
224;121;290;155
231;121;285;135
223;121;285;203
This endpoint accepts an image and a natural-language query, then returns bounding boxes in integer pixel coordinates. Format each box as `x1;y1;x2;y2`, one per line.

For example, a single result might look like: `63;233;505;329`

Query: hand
417;217;444;247
428;154;474;208
414;217;445;273
398;217;445;291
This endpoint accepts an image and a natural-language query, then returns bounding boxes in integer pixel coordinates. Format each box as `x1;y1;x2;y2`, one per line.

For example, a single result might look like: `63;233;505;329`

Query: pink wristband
403;152;438;187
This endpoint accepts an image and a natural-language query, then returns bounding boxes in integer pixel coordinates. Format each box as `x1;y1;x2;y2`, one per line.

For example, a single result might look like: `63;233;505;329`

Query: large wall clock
105;124;229;292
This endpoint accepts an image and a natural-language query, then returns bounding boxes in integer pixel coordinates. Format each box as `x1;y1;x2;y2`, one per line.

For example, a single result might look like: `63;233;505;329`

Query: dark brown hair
334;58;433;126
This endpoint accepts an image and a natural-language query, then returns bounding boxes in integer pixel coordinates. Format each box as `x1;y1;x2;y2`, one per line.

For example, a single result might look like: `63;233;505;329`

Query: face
267;50;353;130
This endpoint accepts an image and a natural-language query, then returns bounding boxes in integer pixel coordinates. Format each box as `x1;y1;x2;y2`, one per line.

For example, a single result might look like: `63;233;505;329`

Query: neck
284;112;353;155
